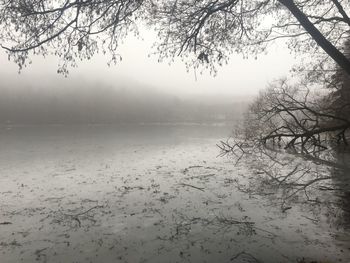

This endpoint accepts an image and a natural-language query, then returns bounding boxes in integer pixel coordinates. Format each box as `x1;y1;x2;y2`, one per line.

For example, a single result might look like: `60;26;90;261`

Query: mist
0;75;251;125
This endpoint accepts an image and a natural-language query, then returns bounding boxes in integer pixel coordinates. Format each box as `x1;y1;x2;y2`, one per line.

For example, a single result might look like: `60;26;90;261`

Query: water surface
0;125;349;263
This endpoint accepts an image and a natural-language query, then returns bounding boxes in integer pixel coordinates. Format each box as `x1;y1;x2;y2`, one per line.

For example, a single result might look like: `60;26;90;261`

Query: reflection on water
329;152;350;230
0;125;349;263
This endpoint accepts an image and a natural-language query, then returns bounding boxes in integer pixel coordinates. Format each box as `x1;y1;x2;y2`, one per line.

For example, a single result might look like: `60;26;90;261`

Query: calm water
0;125;349;263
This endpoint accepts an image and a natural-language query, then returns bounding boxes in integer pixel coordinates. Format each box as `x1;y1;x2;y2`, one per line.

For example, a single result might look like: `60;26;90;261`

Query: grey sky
0;30;299;96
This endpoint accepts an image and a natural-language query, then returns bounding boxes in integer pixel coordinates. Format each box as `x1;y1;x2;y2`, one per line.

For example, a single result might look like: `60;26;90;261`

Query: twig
230;251;263;262
0;222;12;225
61;205;104;227
188;165;203;169
179;183;205;192
64;205;104;217
301;215;318;223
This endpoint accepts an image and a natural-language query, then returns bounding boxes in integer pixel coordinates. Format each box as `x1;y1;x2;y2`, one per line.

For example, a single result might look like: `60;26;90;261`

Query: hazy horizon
0;79;251;125
0;29;299;97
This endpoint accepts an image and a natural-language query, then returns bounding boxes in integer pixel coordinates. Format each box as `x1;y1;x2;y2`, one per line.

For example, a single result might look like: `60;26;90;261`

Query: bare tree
150;0;350;75
0;0;148;74
246;79;349;152
1;0;350;76
217;76;349;164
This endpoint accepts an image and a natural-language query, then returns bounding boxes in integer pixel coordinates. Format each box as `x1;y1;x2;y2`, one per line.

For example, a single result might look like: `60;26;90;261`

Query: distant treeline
0;85;250;125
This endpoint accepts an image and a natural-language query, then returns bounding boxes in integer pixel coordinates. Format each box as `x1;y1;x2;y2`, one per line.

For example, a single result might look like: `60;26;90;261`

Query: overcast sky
0;30;299;97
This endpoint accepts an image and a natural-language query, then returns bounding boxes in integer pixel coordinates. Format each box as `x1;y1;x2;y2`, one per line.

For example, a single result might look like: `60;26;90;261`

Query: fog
0;29;299;98
0;74;250;125
0;29;297;127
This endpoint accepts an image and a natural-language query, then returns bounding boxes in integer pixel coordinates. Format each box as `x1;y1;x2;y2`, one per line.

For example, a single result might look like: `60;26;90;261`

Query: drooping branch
237;77;350;154
1;0;350;75
279;0;350;76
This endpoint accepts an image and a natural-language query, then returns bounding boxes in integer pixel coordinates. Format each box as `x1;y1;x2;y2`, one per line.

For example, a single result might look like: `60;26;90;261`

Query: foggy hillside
0;77;251;125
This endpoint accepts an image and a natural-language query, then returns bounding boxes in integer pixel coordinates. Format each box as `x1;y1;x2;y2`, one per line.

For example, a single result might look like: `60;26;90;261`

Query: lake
0;125;349;263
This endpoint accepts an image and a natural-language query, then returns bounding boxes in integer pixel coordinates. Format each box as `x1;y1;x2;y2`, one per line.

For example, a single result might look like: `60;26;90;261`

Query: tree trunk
279;0;350;76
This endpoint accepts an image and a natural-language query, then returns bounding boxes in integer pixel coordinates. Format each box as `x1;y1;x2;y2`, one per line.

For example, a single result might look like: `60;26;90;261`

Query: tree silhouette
0;0;148;74
151;0;350;75
1;0;350;75
242;78;349;153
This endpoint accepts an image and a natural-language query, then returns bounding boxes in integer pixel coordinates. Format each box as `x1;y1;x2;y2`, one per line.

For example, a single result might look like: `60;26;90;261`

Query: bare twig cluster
1;1;350;75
